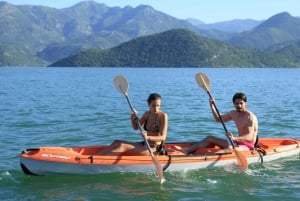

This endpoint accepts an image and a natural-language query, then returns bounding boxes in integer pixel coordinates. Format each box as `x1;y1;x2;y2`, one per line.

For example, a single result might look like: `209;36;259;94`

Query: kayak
20;138;299;175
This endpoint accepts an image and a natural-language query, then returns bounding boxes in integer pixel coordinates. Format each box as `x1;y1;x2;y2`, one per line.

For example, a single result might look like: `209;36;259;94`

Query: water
0;67;299;201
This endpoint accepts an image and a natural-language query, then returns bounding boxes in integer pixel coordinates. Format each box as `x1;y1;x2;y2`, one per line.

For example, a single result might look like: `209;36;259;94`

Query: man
179;92;258;154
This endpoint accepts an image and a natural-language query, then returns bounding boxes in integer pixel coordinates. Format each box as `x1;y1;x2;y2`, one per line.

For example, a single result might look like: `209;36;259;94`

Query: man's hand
226;132;235;140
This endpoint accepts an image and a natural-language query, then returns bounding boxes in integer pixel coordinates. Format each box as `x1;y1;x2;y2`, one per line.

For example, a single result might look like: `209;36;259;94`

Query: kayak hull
19;138;300;175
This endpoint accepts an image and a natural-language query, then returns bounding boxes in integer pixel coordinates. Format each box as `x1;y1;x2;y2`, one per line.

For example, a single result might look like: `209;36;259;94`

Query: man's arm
209;98;232;122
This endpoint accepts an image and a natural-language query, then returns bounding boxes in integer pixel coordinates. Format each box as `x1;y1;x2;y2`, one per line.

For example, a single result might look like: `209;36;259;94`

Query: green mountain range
1;1;300;67
49;29;295;67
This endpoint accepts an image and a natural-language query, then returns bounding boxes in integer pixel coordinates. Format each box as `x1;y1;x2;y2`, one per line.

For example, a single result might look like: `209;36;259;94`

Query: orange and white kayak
20;138;299;175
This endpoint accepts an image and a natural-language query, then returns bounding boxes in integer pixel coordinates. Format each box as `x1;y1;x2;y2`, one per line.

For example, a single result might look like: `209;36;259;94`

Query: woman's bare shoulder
157;111;168;120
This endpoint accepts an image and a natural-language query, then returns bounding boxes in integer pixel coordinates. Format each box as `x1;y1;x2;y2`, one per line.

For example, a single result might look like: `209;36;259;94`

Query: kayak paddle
113;75;164;183
195;72;248;171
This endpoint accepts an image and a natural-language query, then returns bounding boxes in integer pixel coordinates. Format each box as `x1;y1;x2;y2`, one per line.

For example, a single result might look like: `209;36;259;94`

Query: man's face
234;99;246;112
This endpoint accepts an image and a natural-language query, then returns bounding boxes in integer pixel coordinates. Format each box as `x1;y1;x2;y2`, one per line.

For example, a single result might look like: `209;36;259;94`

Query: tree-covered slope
49;29;296;67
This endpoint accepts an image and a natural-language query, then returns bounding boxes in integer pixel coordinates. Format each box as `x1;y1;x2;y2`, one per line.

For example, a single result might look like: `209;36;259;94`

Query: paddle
194;72;248;171
113;75;164;183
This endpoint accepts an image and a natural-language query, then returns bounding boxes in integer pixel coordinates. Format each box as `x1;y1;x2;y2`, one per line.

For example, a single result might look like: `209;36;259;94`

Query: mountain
49;29;296;67
186;18;205;26
1;1;300;67
187;18;262;33
228;12;300;50
0;45;46;66
0;1;200;66
274;40;300;64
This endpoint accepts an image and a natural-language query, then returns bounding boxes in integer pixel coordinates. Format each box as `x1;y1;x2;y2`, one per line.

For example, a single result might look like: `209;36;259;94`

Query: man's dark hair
232;92;247;102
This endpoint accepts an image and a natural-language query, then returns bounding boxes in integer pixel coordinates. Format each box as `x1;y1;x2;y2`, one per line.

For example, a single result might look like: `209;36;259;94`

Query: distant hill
49;29;296;67
274;40;300;64
187;18;262;33
0;45;46;66
228;12;300;50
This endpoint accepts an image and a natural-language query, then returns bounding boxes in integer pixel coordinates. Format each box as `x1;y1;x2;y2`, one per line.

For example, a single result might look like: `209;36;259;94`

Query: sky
4;0;300;23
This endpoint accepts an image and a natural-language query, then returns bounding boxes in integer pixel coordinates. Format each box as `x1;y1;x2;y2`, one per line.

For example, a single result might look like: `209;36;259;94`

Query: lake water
0;67;299;201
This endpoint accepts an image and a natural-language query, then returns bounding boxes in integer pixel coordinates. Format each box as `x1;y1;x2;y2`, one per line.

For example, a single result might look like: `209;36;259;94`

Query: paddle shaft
206;91;236;148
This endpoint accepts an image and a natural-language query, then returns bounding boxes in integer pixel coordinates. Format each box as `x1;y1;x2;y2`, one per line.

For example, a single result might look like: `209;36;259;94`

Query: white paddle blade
152;156;165;184
195;73;210;91
113;75;129;95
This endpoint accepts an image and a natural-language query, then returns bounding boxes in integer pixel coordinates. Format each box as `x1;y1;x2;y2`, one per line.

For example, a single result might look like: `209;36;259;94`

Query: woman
97;93;168;156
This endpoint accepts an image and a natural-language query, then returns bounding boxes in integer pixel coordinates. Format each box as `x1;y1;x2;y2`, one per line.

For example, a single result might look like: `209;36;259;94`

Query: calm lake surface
0;67;299;201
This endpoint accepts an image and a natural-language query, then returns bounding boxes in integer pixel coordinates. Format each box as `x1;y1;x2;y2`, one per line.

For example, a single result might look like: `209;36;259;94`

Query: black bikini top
143;114;159;132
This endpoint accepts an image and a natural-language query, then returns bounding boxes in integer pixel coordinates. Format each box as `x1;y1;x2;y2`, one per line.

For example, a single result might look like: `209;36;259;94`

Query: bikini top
143;114;159;132
143;113;165;148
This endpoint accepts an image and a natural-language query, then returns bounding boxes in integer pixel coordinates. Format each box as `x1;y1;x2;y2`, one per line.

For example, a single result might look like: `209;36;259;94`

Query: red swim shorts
235;141;255;151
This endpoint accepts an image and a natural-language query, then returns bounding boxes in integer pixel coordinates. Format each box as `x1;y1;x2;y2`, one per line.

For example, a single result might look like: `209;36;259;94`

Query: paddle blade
234;149;248;171
195;73;210;92
113;75;129;95
151;155;165;184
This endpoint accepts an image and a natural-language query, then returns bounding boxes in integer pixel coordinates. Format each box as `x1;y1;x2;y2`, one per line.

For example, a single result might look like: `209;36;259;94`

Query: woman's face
149;99;161;113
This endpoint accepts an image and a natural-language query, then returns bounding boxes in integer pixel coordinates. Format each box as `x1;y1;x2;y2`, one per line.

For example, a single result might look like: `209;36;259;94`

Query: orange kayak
20;138;299;175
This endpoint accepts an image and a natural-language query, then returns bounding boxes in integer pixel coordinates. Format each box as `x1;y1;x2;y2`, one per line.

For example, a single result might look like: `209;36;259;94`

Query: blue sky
4;0;300;23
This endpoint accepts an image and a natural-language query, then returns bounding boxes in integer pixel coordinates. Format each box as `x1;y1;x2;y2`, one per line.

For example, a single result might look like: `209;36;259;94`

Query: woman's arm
131;111;148;130
130;111;139;130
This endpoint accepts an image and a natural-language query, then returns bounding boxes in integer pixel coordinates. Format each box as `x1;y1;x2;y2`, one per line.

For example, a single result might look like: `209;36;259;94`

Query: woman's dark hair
232;92;247;102
147;93;162;105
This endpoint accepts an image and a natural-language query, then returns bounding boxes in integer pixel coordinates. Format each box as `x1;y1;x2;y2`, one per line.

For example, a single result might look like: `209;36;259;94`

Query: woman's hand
131;109;138;121
141;131;148;139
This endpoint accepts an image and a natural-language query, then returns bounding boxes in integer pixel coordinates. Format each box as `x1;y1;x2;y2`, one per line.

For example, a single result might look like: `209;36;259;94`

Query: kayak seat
254;135;269;149
258;144;269;149
163;148;185;155
280;139;299;145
